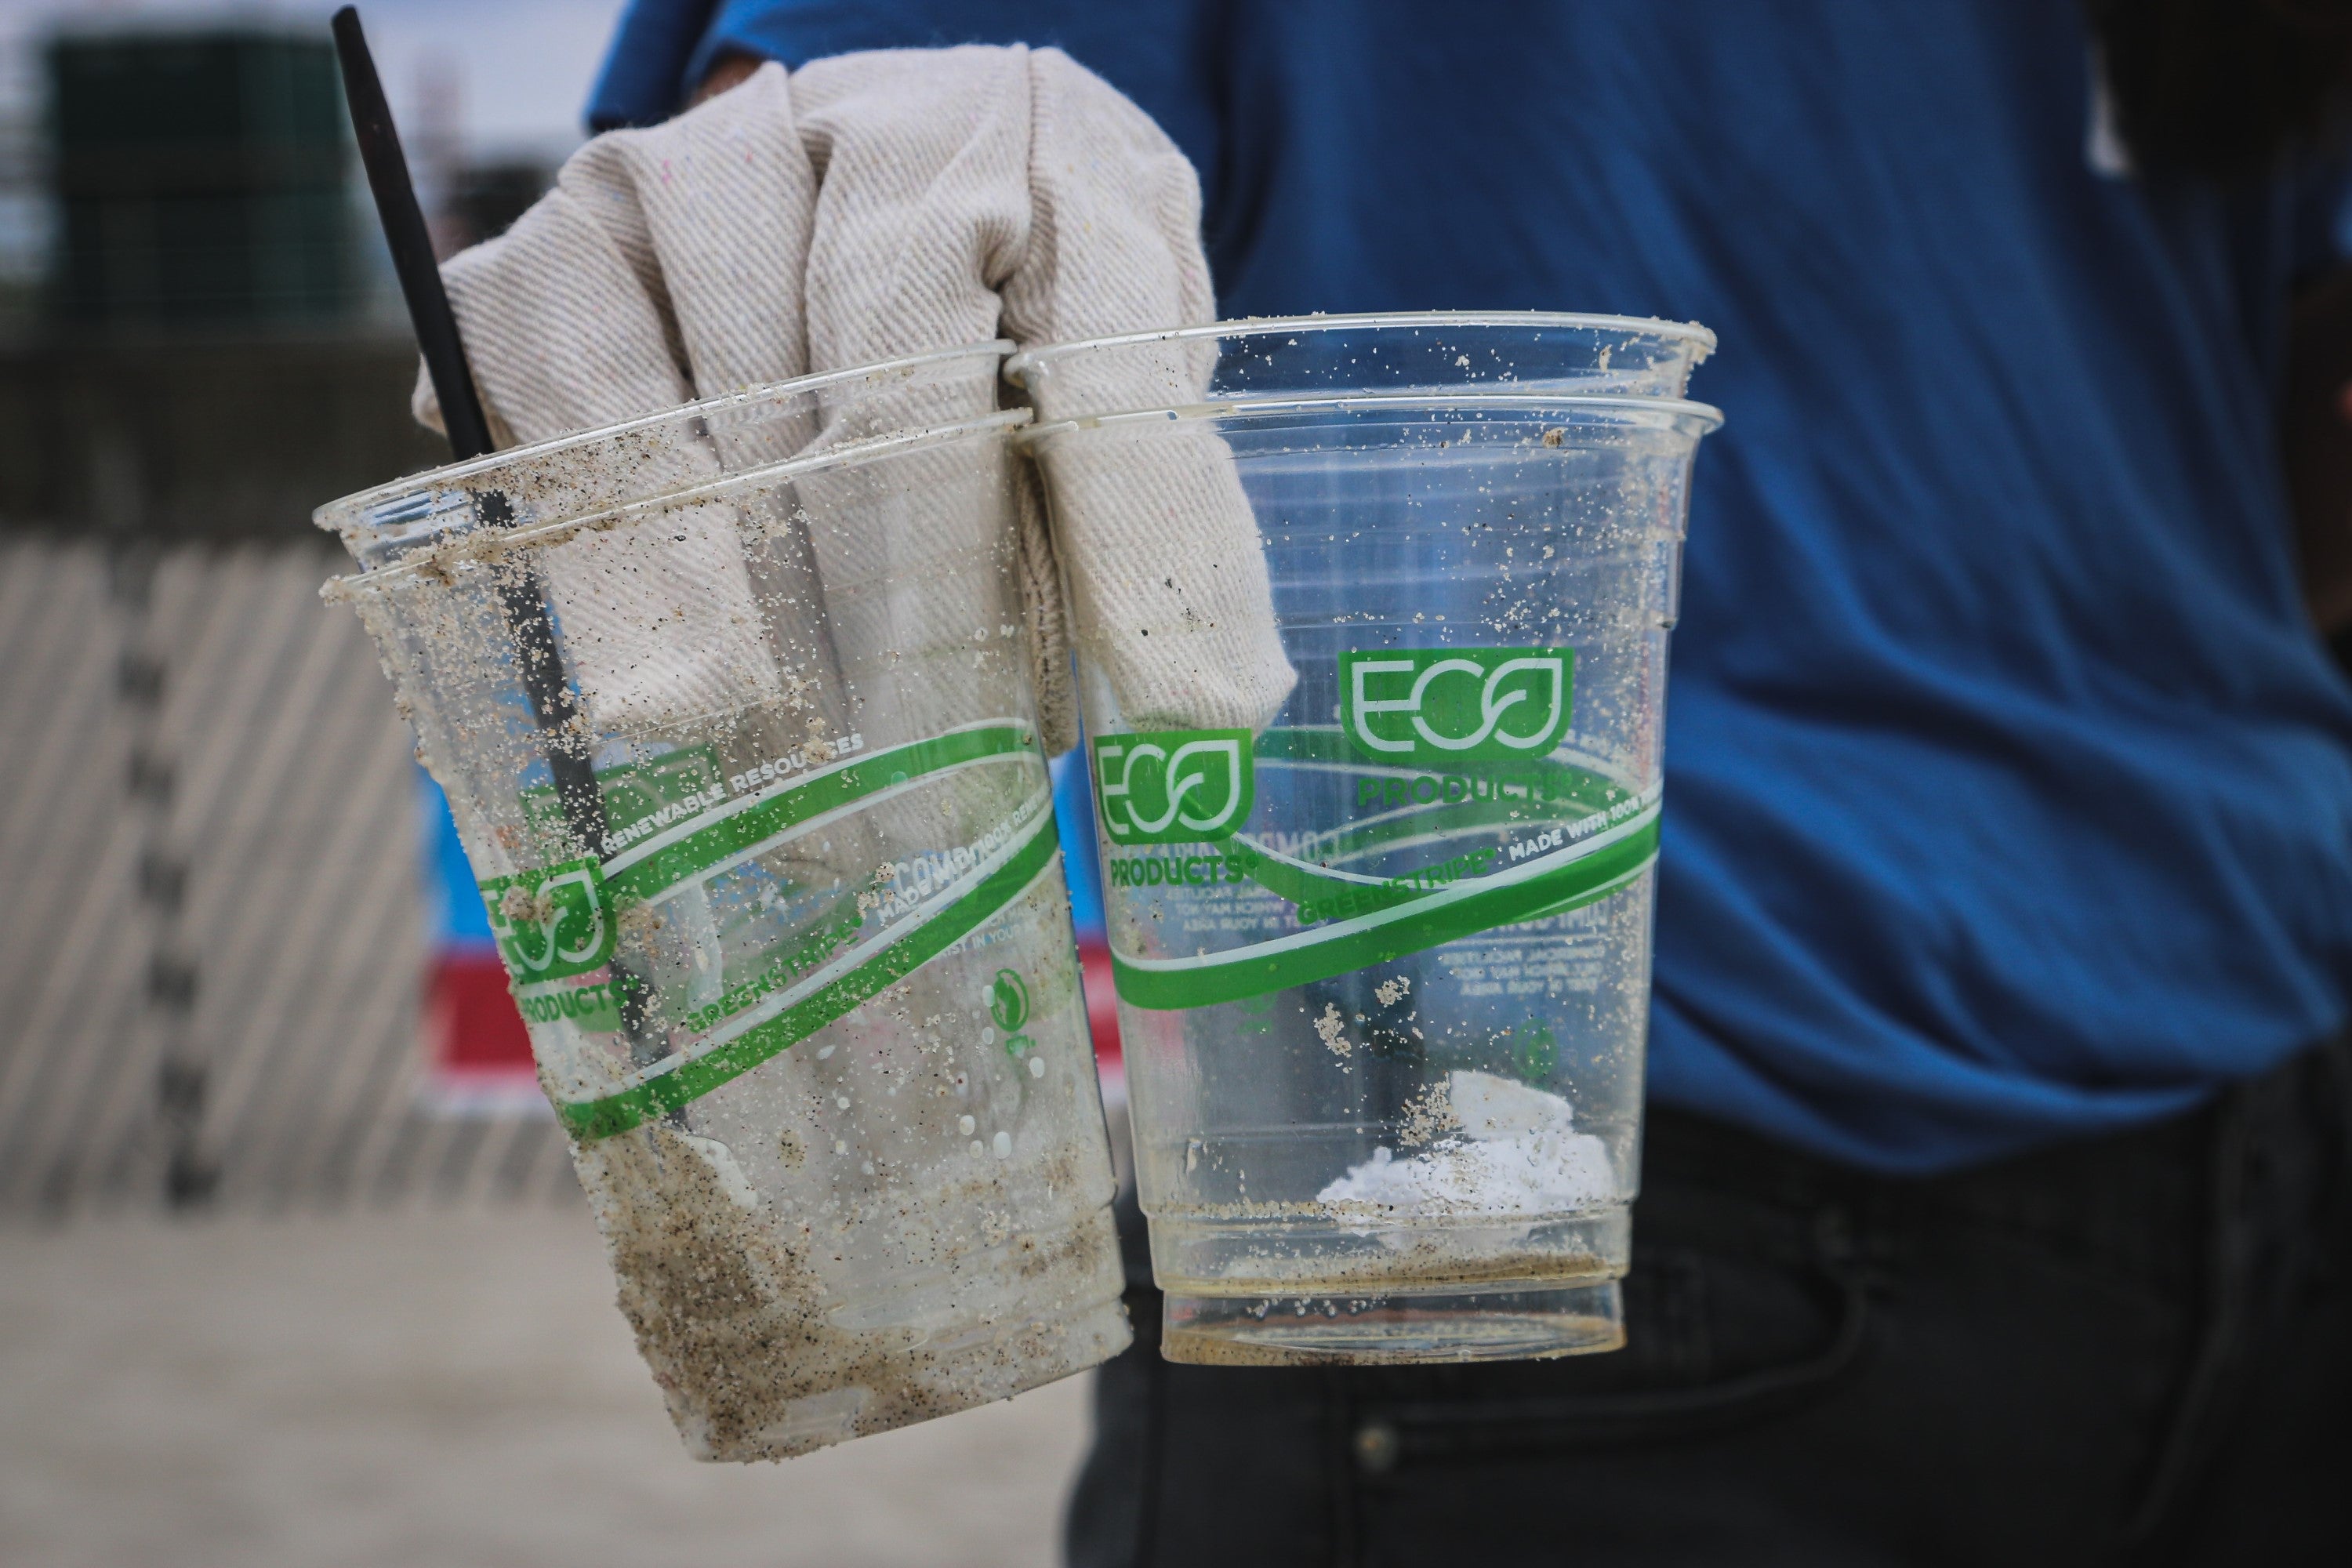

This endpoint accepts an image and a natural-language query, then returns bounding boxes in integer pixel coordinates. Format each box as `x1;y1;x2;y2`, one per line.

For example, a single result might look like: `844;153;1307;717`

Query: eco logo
1339;648;1574;764
1091;729;1255;846
478;858;616;985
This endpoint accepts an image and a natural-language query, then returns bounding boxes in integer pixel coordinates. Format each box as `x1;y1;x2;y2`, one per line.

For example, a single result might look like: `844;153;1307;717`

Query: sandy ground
0;1204;1096;1568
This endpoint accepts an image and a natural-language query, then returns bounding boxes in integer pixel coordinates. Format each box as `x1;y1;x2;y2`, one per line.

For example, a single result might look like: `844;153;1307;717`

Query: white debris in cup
1313;1004;1352;1059
1318;1072;1613;1217
1394;1076;1460;1145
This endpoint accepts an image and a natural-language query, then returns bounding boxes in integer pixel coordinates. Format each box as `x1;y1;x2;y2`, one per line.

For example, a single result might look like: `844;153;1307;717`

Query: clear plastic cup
317;345;1128;1458
1011;314;1722;1365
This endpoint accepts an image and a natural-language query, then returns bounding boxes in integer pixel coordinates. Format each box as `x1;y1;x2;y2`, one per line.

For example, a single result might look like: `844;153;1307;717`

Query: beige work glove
416;45;1296;750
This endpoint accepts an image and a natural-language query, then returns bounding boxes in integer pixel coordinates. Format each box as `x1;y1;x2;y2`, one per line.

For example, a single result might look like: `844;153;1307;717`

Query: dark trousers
1065;1040;2352;1566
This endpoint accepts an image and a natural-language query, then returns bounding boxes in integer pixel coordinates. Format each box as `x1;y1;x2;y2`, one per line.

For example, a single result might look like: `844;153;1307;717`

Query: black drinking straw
331;6;609;866
333;9;669;1081
332;6;494;461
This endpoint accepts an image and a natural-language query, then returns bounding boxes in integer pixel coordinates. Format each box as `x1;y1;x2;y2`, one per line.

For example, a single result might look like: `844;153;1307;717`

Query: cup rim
327;407;1034;598
1020;390;1726;441
1001;310;1717;388
314;339;1016;532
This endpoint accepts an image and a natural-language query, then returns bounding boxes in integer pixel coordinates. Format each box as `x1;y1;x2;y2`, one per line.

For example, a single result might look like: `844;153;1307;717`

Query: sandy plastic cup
316;345;1128;1458
1010;314;1721;1364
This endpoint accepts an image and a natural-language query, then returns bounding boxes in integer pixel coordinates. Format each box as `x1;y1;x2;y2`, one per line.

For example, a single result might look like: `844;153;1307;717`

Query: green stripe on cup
558;803;1062;1142
1248;725;1636;868
1255;725;1621;802
604;721;1035;906
1111;810;1659;1011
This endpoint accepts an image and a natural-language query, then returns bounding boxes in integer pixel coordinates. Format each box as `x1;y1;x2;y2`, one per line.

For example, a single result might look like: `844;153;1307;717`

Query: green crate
46;27;360;325
56;187;356;325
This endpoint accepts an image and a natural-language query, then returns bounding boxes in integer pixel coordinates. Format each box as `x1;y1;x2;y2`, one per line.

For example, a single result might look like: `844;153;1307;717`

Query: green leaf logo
989;968;1030;1033
1338;648;1574;764
1091;729;1255;846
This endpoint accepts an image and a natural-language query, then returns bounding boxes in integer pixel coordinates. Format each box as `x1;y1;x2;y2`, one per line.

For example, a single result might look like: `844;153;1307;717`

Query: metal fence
0;539;574;1216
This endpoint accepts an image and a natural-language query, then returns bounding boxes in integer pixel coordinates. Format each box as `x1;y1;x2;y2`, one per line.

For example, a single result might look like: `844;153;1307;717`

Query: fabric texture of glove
417;46;1295;751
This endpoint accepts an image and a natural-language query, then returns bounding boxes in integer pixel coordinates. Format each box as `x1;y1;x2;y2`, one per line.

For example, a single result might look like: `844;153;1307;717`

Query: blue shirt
590;0;2352;1174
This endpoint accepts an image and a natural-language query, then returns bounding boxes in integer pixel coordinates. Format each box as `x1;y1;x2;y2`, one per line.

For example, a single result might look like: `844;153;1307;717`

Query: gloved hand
417;45;1296;752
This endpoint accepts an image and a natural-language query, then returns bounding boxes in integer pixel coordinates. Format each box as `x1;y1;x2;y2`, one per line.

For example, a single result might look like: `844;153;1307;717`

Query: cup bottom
1160;1279;1624;1366
702;1289;1134;1460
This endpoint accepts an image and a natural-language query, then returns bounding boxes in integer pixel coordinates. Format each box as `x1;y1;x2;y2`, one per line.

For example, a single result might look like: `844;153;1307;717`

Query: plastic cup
1010;314;1722;1365
317;345;1128;1458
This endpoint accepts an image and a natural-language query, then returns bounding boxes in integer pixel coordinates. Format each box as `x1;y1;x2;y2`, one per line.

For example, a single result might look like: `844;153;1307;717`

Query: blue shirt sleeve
584;0;1225;220
587;0;724;130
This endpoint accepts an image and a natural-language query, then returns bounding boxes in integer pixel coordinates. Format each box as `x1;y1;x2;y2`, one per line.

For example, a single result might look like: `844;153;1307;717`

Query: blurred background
0;4;1112;1563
